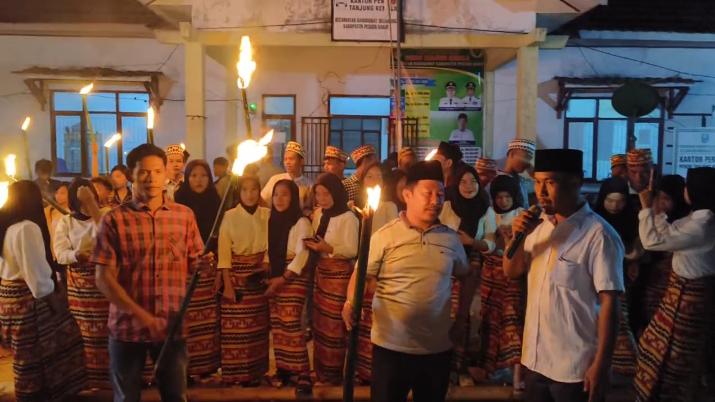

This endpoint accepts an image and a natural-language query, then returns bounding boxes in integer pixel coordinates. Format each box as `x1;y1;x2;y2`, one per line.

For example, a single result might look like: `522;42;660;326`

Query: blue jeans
109;338;188;402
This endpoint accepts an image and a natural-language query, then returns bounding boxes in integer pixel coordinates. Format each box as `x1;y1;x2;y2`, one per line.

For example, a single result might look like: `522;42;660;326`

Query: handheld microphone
506;205;542;259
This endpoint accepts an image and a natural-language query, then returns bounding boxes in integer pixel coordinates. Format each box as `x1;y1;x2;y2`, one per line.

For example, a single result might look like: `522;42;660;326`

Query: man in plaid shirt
94;143;211;402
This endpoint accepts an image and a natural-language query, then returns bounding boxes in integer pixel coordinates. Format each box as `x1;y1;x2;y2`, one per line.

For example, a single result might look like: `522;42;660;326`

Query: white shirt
367;216;469;354
638;208;715;279
439;201;496;253
217;204;270;268
261;173;314;210
448;128;475;144
522;202;625;383
311;209;359;259
282;217;314;275
462;95;482;109
53;215;100;265
481;207;524;256
438;97;463;109
0;221;55;298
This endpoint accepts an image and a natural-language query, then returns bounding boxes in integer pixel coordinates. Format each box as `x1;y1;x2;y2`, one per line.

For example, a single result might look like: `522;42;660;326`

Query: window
329;96;390;169
51;90;149;176
564;97;663;181
263;95;296;166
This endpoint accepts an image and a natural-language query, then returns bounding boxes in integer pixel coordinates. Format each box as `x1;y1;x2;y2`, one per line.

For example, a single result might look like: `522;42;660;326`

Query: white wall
492;44;715;171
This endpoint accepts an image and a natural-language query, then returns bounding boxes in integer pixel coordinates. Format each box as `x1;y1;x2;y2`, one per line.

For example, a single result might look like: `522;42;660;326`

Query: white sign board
332;0;400;42
674;128;715;176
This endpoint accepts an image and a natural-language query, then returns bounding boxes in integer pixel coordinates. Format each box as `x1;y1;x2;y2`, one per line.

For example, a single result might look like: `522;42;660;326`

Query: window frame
563;96;664;182
50;89;149;177
262;94;296;141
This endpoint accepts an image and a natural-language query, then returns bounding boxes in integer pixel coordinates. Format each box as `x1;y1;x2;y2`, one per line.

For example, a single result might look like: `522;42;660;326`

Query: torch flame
180;143;186;151
366;185;381;212
147;106;155;129
4;154;17;179
79;83;94;95
425;148;438;161
231;129;274;176
0;181;8;208
104;133;122;149
236;35;256;89
21;116;31;131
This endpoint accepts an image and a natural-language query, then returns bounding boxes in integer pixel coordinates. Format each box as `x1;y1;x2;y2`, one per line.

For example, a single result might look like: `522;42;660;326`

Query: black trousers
370;344;452;402
524;368;590;402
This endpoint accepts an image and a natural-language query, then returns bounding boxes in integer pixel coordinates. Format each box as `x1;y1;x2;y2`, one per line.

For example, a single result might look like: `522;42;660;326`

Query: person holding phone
216;175;271;386
304;173;359;385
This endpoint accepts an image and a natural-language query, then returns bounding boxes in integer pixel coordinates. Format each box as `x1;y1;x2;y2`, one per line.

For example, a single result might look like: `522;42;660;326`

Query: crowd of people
0;137;713;402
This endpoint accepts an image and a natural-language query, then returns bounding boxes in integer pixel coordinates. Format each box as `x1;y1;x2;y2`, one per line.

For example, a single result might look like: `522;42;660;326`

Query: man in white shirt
164;144;187;201
448;113;476;145
499;138;536;209
261;141;313;211
504;149;624;402
461;81;482;110
343;160;469;402
438;81;463;110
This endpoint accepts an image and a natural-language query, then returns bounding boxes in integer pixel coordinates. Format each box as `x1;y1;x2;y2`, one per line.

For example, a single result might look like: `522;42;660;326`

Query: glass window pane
634;122;660;164
264;119;292;143
87;113;118;174
53;92;83;111
567;122;594;179
329;131;342;148
597;120;628;180
363;132;380;151
119;93;150;113
599;99;625;118
264;96;295;115
55;115;82;174
566;99;596;118
643;106;661;119
363;118;380;131
121;116;148;165
87;93;117;112
344;119;361;131
330;97;391;116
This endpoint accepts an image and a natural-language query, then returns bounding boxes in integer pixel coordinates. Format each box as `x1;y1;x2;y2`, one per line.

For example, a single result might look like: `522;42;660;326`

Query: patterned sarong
475;255;525;374
634;272;715;402
186;261;220;377
643;254;672;323
313;257;353;384
269;259;310;376
220;252;269;384
356;286;374;383
0;279;87;401
67;263;111;389
613;293;637;375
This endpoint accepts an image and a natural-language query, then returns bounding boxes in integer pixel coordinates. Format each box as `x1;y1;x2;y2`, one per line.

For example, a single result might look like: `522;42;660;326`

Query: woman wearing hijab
216;175;270;386
264;179;314;393
349;161;399;384
174;160;222;378
438;164;491;384
635;167;715;402
594;176;639;376
641;175;690;323
0;180;86;401
473;174;526;389
389;169;408;212
53;178;109;389
304;173;359;385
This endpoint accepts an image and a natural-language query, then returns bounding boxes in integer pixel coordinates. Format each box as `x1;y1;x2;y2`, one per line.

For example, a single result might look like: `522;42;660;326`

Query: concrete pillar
184;40;206;158
516;44;538;141
483;70;495;157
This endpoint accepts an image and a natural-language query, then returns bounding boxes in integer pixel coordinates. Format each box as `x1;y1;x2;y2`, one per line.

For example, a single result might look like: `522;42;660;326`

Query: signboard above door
332;0;403;42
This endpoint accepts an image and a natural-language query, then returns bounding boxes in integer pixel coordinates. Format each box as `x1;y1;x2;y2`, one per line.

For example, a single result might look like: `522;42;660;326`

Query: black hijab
174;160;222;247
595;177;638;250
654;174;689;223
268;180;303;278
390;169;407;212
314;172;350;238
686;167;715;213
446;164;489;237
68;177;99;221
490;174;521;214
0;180;57;274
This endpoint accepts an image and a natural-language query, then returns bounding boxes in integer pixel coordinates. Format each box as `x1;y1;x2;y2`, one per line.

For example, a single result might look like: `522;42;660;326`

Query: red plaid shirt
92;199;204;342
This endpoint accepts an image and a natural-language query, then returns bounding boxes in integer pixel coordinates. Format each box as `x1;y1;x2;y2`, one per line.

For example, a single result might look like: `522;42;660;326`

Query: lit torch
153;128;274;378
147;106;155;145
344;184;381;402
236;35;256;138
20;117;32;179
104;133;121;174
79;83;98;176
0;181;8;208
425;148;438;161
3;153;69;215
